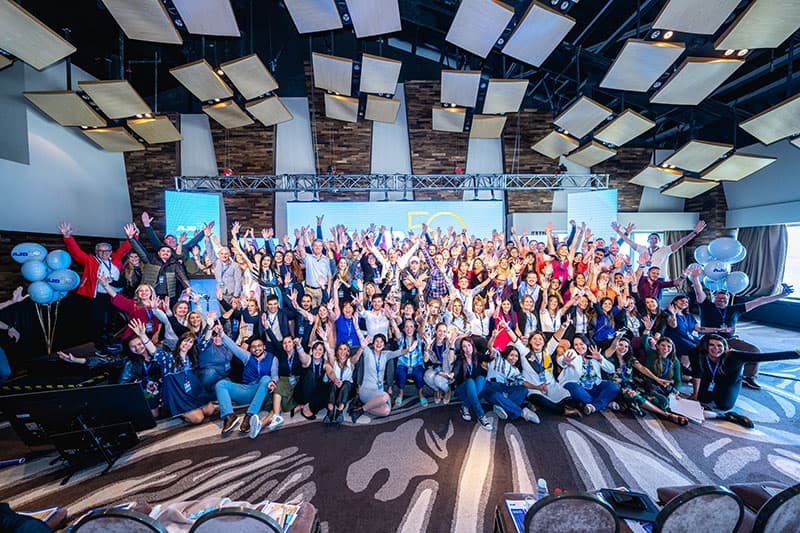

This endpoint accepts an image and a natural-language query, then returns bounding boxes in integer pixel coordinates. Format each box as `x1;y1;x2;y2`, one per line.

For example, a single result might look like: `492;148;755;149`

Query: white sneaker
248;414;262;439
608;401;620;411
478;415;494;432
522;407;540;424
493;405;508;420
461;406;472;421
267;414;284;431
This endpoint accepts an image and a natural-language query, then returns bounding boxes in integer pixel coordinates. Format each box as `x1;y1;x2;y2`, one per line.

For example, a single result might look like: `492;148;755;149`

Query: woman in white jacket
557;334;620;415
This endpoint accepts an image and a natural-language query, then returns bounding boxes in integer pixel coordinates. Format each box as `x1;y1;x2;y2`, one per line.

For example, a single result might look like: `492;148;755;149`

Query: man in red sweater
59;222;131;353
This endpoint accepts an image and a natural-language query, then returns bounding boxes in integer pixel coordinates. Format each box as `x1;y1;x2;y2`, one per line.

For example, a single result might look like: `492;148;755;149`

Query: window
784;225;800;300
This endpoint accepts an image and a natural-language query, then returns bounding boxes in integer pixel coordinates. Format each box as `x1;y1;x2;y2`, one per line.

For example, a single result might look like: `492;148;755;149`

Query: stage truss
175;174;610;197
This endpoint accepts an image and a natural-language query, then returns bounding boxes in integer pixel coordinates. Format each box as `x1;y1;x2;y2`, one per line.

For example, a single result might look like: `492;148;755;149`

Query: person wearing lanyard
331;301;361;348
117;333;163;417
643;334;682;411
97;276;162;342
539;294;565;341
208;244;243;303
255;333;305;436
297;238;332;308
481;341;540;424
292;341;333;421
261;294;290;342
453;337;493;431
324;341;363;424
423;324;455;405
516;295;539;344
351;333;405;422
557;335;619;415
392;319;427;407
688;334;800;428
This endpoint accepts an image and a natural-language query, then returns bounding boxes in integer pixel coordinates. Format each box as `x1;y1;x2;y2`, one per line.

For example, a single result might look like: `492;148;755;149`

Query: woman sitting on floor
482;337;540;424
323;341;363;424
423;322;455;404
350;333;404;423
453;336;493;431
292;340;334;421
557;334;620;415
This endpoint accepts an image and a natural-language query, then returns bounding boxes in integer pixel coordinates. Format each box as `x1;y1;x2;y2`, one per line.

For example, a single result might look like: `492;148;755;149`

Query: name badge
145;322;154;333
289;376;297;386
298;325;305;335
184;380;192;393
707;381;716;392
538;372;547;383
158;275;165;284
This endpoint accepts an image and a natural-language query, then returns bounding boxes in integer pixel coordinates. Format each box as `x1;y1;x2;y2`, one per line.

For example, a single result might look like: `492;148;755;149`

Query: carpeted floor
1;322;799;532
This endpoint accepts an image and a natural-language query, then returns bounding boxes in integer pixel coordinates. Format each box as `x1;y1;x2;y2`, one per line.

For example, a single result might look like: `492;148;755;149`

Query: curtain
666;231;688;282
737;225;788;297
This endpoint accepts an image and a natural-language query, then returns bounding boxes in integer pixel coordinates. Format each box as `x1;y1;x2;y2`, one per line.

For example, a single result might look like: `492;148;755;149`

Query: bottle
536;478;549;500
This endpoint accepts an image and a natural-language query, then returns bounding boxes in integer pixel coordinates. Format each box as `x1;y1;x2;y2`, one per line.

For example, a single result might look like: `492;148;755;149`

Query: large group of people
3;211;796;439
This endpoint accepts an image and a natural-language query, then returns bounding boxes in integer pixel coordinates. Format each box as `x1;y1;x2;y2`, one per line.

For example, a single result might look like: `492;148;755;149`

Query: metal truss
175;174;609;194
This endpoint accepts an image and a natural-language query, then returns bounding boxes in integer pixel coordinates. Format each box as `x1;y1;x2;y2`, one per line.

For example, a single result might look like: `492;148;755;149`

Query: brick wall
685;184;730;246
594;147;654;213
210;120;275;175
504;109;557;212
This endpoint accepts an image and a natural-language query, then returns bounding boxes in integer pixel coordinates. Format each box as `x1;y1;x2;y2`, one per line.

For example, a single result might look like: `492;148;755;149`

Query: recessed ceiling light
737;49;749;57
217;69;224;75
724;49;735;56
135;113;143;118
651;30;661;39
663;30;674;40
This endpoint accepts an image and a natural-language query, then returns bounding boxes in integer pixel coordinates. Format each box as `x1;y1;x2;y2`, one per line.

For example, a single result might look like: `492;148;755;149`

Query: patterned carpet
1;323;799;532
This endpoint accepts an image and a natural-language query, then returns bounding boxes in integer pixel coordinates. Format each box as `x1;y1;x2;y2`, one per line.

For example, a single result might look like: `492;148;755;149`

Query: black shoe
742;377;762;390
221;414;241;434
350;408;363;424
723;411;754;429
323;409;333;424
335;410;344;424
301;410;317;421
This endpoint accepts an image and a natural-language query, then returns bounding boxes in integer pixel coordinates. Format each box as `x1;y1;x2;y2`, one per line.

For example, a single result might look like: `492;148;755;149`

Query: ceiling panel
202;100;254;129
0;55;11;70
650;57;744;106
284;0;343;34
716;0;800;51
172;0;240;37
791;136;800;149
127;115;182;144
220;54;278;100
701;153;777;181
344;0;401;38
532;131;579;159
739;93;800;145
593;109;655;147
445;0;514;59
630;165;684;188
661;140;732;172
663;177;719;198
365;95;401;123
502;1;575;67
324;93;359;123
483;79;527;114
554;96;613;139
23;91;106;127
246;96;293;127
432;107;467;132
566;141;617;168
652;0;740;35
470;115;507;138
100;0;182;44
360;54;402;95
312;52;353;95
441;70;482;107
170;59;234;102
0;0;76;70
82;127;145;152
78;80;152;119
600;39;685;92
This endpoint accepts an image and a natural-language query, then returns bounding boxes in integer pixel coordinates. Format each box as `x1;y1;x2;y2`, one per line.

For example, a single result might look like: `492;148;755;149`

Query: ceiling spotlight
562;130;570;136
174;19;184;27
550;0;559;4
80;126;88;130
651;30;661;39
217;69;224;75
560;1;569;9
135;113;143;118
342;13;350;23
663;30;674;40
737;49;749;57
214;98;221;102
144;113;152;118
496;38;504;45
724;49;735;56
652;81;662;89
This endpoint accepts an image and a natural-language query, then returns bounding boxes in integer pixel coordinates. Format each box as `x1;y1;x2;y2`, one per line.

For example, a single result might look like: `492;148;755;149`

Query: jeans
481;381;528;419
0;347;10;385
456;376;487;418
564;381;620;411
395;364;425;391
198;366;227;394
329;381;352;406
215;376;273;417
423;369;451;393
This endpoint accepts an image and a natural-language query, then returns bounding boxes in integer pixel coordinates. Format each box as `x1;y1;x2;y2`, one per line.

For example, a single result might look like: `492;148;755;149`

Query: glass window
784;225;800;300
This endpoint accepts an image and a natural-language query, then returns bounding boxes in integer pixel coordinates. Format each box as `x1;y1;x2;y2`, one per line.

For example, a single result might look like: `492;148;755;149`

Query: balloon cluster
687;237;749;295
11;243;80;305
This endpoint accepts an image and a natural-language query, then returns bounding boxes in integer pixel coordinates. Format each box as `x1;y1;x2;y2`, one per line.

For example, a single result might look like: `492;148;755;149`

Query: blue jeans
215;376;273;417
456;376;487;418
395;364;425;391
564;381;620;411
0;347;10;385
481;381;528;419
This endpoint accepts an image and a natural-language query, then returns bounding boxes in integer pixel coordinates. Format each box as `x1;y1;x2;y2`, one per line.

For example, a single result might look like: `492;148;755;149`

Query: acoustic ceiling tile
483;79;528;114
566;141;617;168
127;115;182;144
365;95;401;123
593;109;655;147
432;106;467;132
202;100;254;128
652;0;740;35
629;164;684;188
172;0;240;37
739;93;800;145
470;114;507;138
650;57;744;106
170;59;235;101
360;53;402;95
284;0;343;34
445;0;515;59
700;152;777;182
312;52;353;96
661;140;733;172
502;1;575;67
78;80;152;119
220;54;279;100
663;177;719;198
716;0;800;51
23;91;106;128
600;39;685;92
0;0;76;70
441;70;482;107
554;96;613;139
531;130;579;159
324;93;359;123
344;0;402;38
82;127;145;152
246;96;293;127
100;0;182;44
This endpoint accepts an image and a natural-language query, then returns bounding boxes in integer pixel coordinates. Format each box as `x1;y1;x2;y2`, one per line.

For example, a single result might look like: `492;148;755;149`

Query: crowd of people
4;211;796;439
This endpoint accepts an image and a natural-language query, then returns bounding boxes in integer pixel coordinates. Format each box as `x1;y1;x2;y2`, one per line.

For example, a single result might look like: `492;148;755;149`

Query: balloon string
34;303;49;355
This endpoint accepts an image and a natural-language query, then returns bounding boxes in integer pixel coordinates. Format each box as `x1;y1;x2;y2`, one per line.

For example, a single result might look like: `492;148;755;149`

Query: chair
654;486;743;533
752;483;800;533
72;508;167;533
523;492;620;533
189;506;283;533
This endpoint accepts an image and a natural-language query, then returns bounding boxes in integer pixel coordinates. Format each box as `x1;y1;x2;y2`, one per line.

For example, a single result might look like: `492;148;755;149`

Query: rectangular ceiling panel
203;100;254;128
483;79;527;114
502;1;575;67
365;95;401;123
532;130;579;159
470;115;507;138
23;91;106;127
432;107;467;132
345;0;401;38
284;0;343;34
630;165;684;188
0;55;12;70
566;141;617;168
650;57;744;105
593;109;655;147
554;96;613;139
701;153;777;181
661;140;732;172
600;39;685;92
172;0;240;36
360;54;402;95
739;93;800;145
220;54;278;100
82;127;145;152
441;70;481;107
652;0;740;35
78;80;152;119
324;93;359;123
127;115;182;143
246;96;294;127
170;59;234;102
0;0;76;70
663;177;719;198
716;0;800;51
312;52;353;95
445;0;514;59
100;0;182;44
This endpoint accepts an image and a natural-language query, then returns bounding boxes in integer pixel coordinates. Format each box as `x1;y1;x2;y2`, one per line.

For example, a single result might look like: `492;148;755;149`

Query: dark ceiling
19;0;800;149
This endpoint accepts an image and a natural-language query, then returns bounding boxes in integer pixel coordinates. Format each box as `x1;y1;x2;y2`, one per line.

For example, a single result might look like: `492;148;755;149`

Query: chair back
189;506;283;533
752;483;800;533
524;492;619;533
654;486;743;533
72;508;167;533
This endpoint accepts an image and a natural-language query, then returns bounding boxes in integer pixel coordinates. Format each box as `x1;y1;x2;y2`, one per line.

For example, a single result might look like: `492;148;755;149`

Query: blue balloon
45;249;72;270
708;237;743;263
693;245;712;264
728;246;747;264
703;276;727;293
726;271;750;294
45;269;81;292
21;260;49;282
53;291;68;302
11;242;47;264
704;260;730;281
28;281;54;304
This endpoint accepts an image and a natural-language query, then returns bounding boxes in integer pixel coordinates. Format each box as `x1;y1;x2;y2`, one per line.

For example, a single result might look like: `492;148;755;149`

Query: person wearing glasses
59;221;131;354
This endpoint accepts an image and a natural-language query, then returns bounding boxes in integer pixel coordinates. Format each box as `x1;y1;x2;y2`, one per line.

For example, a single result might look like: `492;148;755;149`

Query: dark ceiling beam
730;68;800;106
585;0;660;54
572;0;617;46
712;42;800;98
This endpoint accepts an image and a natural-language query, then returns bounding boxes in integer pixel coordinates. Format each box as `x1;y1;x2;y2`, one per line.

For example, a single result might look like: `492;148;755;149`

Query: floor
0;322;798;532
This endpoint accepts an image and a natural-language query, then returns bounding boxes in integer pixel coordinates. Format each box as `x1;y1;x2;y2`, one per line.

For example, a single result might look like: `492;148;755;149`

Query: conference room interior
1;0;800;531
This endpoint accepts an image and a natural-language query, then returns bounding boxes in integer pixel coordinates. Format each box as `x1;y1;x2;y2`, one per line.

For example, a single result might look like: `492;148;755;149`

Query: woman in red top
98;275;162;342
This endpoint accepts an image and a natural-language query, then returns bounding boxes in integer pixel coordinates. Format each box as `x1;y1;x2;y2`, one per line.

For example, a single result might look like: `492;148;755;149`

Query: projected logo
407;210;467;231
